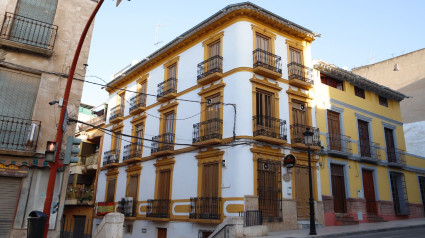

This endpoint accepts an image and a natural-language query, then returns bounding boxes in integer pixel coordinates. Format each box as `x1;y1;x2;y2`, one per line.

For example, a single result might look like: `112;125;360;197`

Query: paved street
340;227;425;238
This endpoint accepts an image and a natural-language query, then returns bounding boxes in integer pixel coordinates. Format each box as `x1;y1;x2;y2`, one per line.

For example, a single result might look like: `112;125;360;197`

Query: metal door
72;216;85;238
0;177;21;238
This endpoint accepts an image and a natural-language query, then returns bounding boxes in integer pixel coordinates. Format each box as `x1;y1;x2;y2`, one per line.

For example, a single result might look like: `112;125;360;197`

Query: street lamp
303;127;317;235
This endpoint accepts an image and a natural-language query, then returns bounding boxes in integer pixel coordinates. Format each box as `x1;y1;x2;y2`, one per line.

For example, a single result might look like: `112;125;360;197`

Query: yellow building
314;60;425;226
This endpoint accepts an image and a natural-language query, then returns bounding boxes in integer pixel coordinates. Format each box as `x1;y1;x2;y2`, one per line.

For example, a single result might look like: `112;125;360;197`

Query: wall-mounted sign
97;202;115;216
0;164;28;177
283;154;296;168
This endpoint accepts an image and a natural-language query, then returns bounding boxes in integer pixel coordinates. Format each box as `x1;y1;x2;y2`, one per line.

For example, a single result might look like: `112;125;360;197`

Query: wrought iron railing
189;197;221;220
157;78;177;98
359;141;382;160
129;93;147;112
211;224;234;238
287;62;314;84
151;133;174;154
79;153;98;166
197;55;223;80
253;115;287;140
103;150;119;165
109;104;124;122
253;48;282;74
326;133;352;154
0;115;41;152
192;118;223;143
66;185;94;203
240;210;263;227
122;144;142;161
0;12;58;50
387;148;406;165
290;124;320;146
79;114;106;131
146;199;171;218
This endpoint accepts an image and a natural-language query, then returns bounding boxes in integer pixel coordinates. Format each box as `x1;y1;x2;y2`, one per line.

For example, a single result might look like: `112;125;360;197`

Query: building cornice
314;60;407;102
107;2;318;91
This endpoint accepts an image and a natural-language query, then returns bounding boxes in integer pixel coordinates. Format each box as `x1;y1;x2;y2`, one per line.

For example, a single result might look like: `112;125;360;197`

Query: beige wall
352;48;425;124
1;0;98;237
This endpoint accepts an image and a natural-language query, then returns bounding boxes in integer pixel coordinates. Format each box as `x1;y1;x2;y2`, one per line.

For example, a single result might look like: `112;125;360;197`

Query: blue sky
82;0;425;106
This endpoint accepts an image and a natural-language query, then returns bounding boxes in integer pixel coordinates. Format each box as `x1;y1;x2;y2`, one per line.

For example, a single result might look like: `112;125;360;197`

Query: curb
289;224;425;238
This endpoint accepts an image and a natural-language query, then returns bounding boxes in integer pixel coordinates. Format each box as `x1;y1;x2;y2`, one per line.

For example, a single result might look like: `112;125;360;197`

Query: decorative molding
198;80;226;96
330;105;344;114
131;113;147;124
202;31;224;47
286;87;309;98
158;100;179;112
250;75;282;91
0;49;6;61
355;112;373;122
195;149;225;160
251;24;277;39
154;157;176;167
382;121;397;130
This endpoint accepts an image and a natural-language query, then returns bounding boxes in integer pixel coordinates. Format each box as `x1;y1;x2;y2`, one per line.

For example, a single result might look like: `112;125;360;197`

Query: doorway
362;169;377;215
294;166;310;218
331;164;346;213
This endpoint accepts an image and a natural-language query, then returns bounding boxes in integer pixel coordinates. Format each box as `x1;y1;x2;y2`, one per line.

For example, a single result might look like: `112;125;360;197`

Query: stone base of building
323;195;425;226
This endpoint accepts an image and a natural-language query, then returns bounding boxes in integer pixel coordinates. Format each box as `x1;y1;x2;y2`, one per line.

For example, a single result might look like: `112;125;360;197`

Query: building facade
0;0;97;237
95;2;324;237
352;48;425;156
314;61;425;226
62;104;106;238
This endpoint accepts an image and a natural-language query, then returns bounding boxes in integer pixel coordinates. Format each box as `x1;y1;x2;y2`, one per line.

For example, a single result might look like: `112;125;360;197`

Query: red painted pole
42;1;104;237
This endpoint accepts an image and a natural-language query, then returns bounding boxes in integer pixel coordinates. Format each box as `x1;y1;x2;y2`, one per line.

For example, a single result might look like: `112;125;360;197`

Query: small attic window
320;73;343;91
354;86;365;99
379;96;388;107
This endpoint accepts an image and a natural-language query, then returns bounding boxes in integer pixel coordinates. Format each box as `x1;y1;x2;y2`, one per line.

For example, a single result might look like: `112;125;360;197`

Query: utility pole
42;1;104;237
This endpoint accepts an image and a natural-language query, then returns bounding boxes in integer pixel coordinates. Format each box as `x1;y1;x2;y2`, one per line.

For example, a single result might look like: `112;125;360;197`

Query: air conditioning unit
300;104;305;110
26;123;39;146
263;162;270;171
118;197;133;217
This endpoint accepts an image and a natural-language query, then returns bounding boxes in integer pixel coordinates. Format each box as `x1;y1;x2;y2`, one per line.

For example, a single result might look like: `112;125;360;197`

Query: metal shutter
0;177;22;238
0;68;40;120
15;0;58;24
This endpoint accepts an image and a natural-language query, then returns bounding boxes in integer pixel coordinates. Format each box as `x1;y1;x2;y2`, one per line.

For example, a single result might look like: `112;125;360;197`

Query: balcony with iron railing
189;197;221;221
79;114;106;132
287;62;314;89
290;124;320;149
0;115;41;155
103;150;120;167
109;104;124;124
151;133;174;156
387;148;406;168
326;133;352;158
253;115;287;145
192;118;223;145
129;93;147;115
65;185;94;205
122;144;143;163
70;153;99;174
0;12;58;56
253;48;282;79
146;199;171;219
359;141;382;164
157;78;177;102
197;55;223;85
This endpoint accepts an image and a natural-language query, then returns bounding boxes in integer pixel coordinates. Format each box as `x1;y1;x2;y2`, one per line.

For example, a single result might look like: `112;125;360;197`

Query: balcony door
291;100;307;143
201;162;219;217
163;112;175;143
135;123;144;153
358;120;371;157
255;33;271;65
289;47;303;76
327;111;341;151
126;175;138;216
205;94;220;137
157;169;171;215
12;0;58;47
385;128;396;163
256;90;274;132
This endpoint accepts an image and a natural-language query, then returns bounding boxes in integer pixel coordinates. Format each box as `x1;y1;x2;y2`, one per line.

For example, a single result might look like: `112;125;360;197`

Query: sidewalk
256;218;425;238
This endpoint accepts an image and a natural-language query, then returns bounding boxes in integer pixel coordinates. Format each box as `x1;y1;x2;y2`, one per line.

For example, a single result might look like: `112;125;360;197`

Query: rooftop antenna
154;22;166;50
